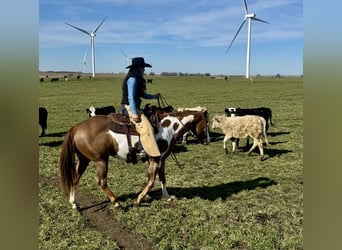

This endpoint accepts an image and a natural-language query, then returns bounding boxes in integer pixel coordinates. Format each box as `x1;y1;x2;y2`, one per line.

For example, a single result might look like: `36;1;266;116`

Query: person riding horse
120;57;161;158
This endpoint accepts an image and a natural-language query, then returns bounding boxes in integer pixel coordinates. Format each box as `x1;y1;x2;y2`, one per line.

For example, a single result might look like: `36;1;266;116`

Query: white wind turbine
66;17;107;78
225;0;268;79
119;49;132;68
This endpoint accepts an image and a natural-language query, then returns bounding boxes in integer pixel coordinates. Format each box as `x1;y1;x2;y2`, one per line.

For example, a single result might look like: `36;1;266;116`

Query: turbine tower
66;17;107;77
225;0;268;79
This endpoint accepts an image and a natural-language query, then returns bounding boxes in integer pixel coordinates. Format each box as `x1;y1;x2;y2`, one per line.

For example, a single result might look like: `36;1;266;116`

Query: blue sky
39;0;302;76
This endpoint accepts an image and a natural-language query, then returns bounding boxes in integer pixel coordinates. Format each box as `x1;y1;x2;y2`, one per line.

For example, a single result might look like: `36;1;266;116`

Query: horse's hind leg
94;160;119;207
135;159;158;206
69;155;90;209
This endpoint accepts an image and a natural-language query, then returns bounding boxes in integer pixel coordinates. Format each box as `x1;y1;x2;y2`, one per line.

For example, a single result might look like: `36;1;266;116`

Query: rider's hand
132;114;141;123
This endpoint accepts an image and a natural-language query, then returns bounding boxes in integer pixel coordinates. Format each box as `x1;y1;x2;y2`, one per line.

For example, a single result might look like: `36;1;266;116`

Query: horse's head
165;110;210;145
192;110;210;145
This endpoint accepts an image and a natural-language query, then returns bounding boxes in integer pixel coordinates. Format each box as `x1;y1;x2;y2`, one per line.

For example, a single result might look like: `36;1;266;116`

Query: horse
59;109;209;209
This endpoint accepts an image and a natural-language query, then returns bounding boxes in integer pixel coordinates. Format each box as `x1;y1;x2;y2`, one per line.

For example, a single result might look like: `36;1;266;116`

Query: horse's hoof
113;202;121;208
133;201;140;207
167;195;177;202
71;203;79;210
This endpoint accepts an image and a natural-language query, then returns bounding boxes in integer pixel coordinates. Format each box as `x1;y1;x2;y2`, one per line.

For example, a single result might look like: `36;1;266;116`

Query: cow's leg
247;138;259;155
257;139;264;160
223;135;230;154
135;158;158;206
94;159;119;207
264;134;271;147
232;139;237;153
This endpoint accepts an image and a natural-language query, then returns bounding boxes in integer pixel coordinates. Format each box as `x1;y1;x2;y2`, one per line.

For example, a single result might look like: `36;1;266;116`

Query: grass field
39;75;303;249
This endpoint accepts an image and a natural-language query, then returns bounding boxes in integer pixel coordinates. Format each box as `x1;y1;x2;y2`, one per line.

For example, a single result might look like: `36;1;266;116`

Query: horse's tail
60;128;77;197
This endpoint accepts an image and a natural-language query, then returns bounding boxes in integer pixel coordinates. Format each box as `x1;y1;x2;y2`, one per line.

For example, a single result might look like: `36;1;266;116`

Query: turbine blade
92;16;107;34
120;48;128;58
252;17;269;24
225;19;247;54
83;49;88;62
243;0;248;15
65;22;91;36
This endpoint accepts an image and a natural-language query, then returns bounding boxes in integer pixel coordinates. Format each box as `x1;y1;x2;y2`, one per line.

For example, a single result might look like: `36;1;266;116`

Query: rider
120;57;161;158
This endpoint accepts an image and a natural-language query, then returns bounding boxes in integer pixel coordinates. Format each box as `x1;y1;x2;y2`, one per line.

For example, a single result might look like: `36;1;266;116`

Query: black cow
39;107;48;137
86;105;116;117
147;79;153;84
50;78;59;82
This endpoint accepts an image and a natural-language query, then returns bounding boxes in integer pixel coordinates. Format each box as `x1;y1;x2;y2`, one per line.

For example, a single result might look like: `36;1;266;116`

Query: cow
50;78;59;82
86;106;116;117
39;107;48;137
224;107;273;148
224;107;274;131
212;115;270;160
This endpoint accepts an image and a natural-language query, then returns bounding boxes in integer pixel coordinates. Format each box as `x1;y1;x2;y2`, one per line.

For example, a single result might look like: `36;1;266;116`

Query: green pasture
39;75;303;249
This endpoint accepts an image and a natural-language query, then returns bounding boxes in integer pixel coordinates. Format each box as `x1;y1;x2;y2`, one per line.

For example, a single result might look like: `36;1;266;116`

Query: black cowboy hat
126;57;152;69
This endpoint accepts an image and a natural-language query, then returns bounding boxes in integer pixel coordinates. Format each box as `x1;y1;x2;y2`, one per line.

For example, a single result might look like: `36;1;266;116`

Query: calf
39;107;48;137
225;107;273;148
224;107;273;131
86;105;116;117
212;115;270;160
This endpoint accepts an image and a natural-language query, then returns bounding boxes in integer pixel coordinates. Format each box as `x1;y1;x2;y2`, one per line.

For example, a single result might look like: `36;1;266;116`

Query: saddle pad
108;113;140;136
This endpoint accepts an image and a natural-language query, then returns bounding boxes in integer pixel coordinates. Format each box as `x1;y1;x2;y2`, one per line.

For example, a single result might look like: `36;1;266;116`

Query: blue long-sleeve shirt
127;77;155;114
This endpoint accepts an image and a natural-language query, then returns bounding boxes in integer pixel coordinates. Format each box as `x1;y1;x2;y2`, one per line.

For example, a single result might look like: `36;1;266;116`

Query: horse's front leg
157;159;171;201
134;158;159;206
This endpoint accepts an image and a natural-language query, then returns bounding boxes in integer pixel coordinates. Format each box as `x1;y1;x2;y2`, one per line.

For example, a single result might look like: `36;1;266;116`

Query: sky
39;0;302;76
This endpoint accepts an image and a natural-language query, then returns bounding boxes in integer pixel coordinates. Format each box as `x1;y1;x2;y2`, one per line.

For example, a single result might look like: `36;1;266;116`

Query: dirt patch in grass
40;175;157;250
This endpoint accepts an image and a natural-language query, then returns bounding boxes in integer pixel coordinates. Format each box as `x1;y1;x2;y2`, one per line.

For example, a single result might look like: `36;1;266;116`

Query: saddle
107;113;140;136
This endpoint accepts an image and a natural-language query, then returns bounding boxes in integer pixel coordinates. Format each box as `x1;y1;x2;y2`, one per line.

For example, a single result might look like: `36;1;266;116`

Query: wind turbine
66;17;107;77
119;49;131;68
225;0;268;79
83;49;88;73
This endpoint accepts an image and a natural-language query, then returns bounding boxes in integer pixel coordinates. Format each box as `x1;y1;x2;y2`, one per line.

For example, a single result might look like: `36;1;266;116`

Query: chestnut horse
60;110;209;209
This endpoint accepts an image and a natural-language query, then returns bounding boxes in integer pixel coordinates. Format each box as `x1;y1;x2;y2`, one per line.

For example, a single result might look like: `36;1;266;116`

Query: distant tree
149;72;155;76
276;74;281;78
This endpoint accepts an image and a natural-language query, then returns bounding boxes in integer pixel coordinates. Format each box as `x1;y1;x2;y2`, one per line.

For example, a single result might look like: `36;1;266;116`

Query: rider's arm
127;77;138;114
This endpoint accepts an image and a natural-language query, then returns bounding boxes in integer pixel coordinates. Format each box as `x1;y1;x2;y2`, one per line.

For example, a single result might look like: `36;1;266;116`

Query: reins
157;95;174;111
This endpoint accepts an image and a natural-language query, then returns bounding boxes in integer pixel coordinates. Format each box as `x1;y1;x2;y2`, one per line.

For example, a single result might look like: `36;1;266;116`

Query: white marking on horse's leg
69;187;77;209
161;183;170;200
